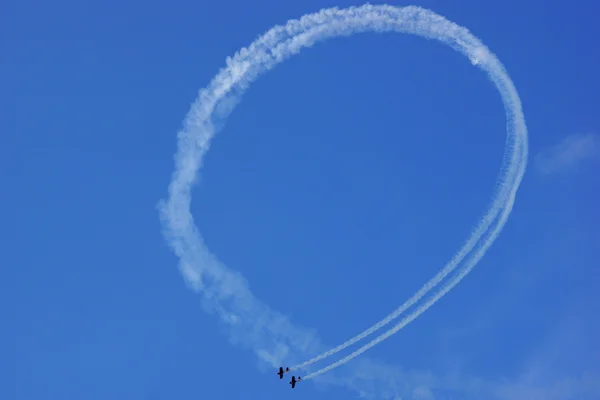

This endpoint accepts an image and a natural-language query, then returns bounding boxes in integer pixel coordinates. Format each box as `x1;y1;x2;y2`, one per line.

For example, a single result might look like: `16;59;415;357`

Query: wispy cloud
319;356;600;400
535;133;599;175
491;371;600;400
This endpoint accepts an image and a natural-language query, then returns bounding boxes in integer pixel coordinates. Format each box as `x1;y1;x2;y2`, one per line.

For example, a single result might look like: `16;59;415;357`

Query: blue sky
4;0;599;399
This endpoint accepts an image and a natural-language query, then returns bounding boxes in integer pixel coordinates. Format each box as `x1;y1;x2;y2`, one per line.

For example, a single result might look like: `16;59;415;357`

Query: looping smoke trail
158;3;528;383
286;9;528;373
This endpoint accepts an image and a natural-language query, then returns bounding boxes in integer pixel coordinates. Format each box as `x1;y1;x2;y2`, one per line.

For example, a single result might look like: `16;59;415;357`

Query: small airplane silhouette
277;367;290;379
289;375;302;389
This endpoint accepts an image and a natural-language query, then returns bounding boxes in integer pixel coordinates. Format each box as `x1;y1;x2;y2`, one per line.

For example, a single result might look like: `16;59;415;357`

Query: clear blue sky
4;0;599;399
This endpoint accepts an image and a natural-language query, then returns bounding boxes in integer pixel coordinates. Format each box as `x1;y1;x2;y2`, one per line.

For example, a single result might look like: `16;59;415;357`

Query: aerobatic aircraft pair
277;367;301;388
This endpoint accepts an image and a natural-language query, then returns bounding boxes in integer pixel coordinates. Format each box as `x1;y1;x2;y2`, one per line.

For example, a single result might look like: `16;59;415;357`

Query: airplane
289;375;302;389
277;367;290;379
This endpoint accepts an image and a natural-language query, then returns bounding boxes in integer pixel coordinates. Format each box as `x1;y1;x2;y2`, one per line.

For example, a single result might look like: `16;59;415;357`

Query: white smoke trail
303;134;527;379
158;2;528;387
288;16;528;372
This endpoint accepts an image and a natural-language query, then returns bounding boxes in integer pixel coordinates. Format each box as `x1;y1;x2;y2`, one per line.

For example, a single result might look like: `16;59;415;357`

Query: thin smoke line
304;139;526;378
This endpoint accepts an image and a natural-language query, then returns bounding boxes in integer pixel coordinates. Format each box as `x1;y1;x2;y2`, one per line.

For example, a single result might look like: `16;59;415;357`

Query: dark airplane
277;367;290;379
289;376;302;389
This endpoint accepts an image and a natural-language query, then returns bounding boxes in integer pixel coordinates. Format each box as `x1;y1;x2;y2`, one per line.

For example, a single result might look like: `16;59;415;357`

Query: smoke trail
288;16;528;372
304;131;527;379
158;2;528;385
